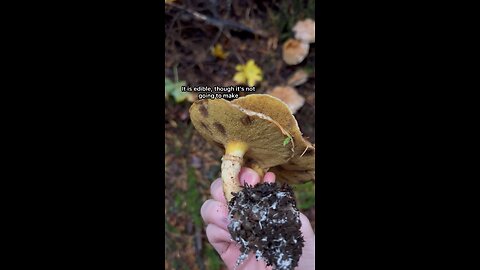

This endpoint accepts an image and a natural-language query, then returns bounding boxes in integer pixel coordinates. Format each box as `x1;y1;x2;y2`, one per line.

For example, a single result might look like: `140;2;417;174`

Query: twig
232;48;245;64
209;27;224;49
194;225;205;270
209;0;231;55
173;64;179;83
208;0;219;18
166;2;269;37
226;0;232;17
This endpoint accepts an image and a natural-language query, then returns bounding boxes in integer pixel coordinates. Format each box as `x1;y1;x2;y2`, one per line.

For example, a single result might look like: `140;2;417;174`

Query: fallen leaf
211;44;229;60
233;59;263;87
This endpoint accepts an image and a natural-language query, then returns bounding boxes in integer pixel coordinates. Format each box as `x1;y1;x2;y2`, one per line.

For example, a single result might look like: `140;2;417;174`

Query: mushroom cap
278;140;315;172
267;86;305;114
269;166;315;184
232;94;302;140
231;94;315;183
287;69;309;87
189;99;294;169
282;38;310;65
292;18;315;43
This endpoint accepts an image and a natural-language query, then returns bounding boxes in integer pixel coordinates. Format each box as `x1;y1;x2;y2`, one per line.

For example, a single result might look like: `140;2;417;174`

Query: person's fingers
210;178;227;204
211;168;260;203
205;224;236;257
298;213;316;270
205;224;265;270
201;199;229;230
220;244;243;269
263;172;276;183
205;224;252;269
239;167;260;186
299;212;315;240
237;254;274;270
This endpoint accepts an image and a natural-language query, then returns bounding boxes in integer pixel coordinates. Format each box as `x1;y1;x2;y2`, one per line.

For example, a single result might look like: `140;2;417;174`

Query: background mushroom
266;86;305;114
287;69;309;87
292;18;315;43
189;98;294;201
282;38;310;65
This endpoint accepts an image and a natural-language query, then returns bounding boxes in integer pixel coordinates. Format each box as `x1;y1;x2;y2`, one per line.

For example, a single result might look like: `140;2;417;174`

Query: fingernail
263;172;276;183
240;168;257;186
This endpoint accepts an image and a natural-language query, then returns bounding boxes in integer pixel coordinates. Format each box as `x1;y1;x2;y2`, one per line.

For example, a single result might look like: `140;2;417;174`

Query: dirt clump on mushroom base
228;183;304;270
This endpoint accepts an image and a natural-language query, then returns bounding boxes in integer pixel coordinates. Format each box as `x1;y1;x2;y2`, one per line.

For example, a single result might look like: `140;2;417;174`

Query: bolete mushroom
282;38;310;65
292;18;315;44
232;94;315;184
189;98;294;201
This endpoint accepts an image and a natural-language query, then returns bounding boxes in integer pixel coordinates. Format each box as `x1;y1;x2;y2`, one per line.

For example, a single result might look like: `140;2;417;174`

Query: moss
186;167;202;227
174;192;183;210
165;219;179;234
185;166;223;269
204;244;222;270
293;181;315;210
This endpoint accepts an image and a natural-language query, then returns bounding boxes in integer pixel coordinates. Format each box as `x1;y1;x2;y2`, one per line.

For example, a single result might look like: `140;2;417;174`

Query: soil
228;183;304;270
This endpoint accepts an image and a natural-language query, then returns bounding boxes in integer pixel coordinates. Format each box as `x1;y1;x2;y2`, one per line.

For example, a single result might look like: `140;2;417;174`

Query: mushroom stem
245;160;266;179
222;141;249;201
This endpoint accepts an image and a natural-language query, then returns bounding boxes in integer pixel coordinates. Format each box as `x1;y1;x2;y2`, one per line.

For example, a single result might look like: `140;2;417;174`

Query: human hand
200;167;316;270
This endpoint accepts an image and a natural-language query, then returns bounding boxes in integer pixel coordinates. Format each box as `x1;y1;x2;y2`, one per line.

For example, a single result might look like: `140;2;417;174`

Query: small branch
166;2;269;37
209;27;224;49
226;0;232;17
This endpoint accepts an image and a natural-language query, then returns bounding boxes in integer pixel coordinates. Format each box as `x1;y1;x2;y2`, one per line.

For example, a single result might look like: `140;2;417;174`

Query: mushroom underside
189;98;295;200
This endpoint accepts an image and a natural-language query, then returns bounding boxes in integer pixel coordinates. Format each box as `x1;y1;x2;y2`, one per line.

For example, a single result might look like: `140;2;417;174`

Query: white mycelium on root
227;183;305;270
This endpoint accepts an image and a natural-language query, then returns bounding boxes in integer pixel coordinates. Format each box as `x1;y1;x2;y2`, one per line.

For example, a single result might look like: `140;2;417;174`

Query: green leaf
283;136;292;146
165;78;175;99
165;77;191;103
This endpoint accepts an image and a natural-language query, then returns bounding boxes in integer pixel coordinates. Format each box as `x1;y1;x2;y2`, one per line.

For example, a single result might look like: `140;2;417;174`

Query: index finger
210;178;227;204
210;167;262;204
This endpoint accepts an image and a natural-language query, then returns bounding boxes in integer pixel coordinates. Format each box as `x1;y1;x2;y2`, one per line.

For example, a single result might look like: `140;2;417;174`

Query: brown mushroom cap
231;94;315;183
267;86;305;114
269;166;315;184
277;140;315;172
272;140;315;184
292;18;315;43
232;94;302;140
282;38;310;65
189;99;294;169
287;69;309;87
